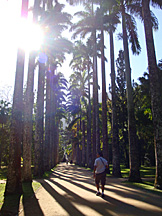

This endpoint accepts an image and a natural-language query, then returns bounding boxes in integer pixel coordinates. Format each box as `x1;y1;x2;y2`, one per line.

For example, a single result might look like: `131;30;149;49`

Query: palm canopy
67;69;92;116
70;9;98;39
126;0;159;31
70;40;93;72
39;2;73;64
112;0;141;55
66;0;98;5
134;0;162;8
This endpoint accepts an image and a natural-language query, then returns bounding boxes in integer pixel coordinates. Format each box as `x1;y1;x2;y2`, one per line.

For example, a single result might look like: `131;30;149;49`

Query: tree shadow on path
0;182;44;216
52;168;162;211
0;193;21;216
20;182;44;216
46;163;162;216
40;180;85;216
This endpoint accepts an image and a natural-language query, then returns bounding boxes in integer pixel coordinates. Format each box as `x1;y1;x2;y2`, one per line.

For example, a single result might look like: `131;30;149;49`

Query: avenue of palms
1;0;162;201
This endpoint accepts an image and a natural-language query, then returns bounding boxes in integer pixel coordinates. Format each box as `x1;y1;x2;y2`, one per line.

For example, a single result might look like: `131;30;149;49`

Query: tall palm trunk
82;120;86;166
100;28;108;161
142;0;162;189
53;74;57;167
23;0;40;182
76;120;81;165
87;61;92;168
34;62;45;177
55;119;59;164
92;29;100;161
44;69;51;171
5;0;29;194
91;1;100;161
109;29;121;177
121;3;141;182
23;54;35;182
50;66;56;168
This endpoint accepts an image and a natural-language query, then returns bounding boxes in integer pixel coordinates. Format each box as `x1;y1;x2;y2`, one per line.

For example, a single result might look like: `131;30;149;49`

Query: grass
115;165;156;179
118;165;162;195
0;184;6;208
125;181;162;196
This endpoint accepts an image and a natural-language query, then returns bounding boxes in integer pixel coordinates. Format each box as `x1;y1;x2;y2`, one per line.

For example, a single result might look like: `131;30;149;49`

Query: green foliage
133;72;155;166
65;143;72;156
0;184;5;207
0;167;7;180
0;100;11;167
115;50;129;167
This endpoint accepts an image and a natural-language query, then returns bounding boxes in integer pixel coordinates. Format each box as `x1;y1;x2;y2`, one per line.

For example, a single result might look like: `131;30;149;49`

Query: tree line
0;0;162;195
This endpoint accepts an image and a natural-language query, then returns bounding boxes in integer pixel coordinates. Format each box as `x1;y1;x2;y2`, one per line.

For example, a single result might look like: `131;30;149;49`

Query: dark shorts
95;171;106;185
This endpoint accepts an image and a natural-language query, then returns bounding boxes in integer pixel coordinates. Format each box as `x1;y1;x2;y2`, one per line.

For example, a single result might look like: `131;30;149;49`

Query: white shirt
94;157;108;174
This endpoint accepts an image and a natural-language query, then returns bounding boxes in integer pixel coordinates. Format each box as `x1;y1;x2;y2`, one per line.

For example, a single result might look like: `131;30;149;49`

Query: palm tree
34;1;72;174
127;0;162;189
96;4;109;162
141;0;162;189
67;66;92;165
34;60;46;177
71;2;101;161
67;75;82;165
70;40;93;167
44;67;51;171
66;0;89;5
5;0;29;194
105;3;122;176
114;0;141;182
116;50;129;167
23;0;41;182
54;72;68;165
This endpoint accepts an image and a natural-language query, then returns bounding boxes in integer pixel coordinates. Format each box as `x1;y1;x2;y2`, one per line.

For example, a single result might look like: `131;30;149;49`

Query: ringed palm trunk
100;28;108;161
5;0;29;194
82;120;86;166
92;29;100;161
44;69;51;171
23;53;35;182
55;119;59;164
109;29;121;177
122;5;141;182
34;62;45;177
23;0;40;182
53;80;57;167
76;120;81;165
87;61;92;168
50;66;56;168
142;0;162;189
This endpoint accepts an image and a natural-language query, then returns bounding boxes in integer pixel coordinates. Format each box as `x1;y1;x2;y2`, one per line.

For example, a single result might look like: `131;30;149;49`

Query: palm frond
125;13;141;55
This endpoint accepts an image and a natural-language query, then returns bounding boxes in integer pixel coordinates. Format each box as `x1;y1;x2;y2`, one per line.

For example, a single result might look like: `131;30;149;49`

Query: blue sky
60;2;162;92
0;0;161;100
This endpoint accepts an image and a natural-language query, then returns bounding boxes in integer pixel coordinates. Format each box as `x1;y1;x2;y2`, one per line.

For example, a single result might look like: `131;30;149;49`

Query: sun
0;0;44;53
16;19;44;52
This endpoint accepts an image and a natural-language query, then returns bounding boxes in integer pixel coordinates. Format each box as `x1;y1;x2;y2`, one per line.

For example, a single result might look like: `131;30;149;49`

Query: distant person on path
93;151;108;198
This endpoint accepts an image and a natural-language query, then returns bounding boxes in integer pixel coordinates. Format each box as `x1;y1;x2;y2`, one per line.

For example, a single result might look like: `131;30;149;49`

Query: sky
0;0;162;102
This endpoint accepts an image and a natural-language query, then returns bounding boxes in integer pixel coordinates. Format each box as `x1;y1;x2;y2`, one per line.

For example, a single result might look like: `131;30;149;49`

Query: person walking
93;151;108;198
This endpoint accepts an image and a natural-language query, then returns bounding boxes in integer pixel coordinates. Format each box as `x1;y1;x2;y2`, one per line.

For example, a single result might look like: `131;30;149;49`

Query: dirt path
19;163;162;216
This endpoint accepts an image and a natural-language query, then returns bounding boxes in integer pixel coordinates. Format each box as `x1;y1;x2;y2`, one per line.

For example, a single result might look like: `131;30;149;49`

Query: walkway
19;163;162;216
